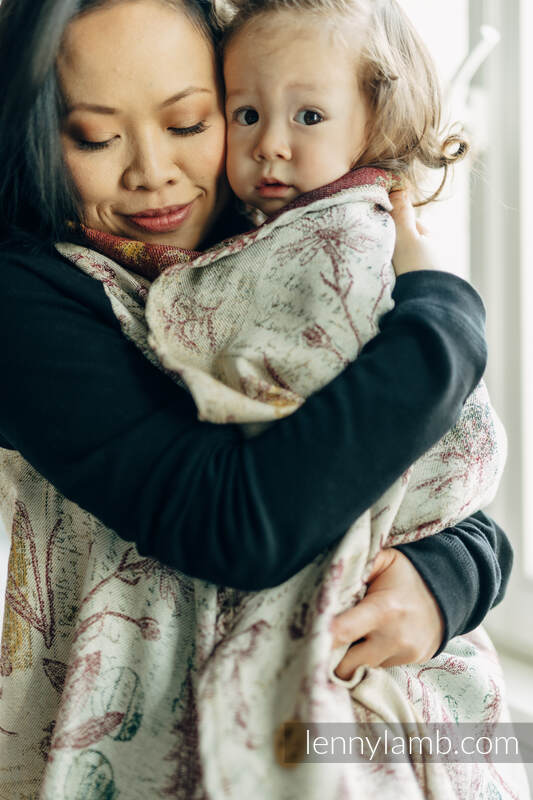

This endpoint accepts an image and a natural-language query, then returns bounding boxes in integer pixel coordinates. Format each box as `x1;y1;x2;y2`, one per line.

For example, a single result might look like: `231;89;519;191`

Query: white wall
398;0;471;280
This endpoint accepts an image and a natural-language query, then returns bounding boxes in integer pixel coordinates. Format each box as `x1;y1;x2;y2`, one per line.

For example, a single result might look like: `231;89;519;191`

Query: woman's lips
126;201;195;233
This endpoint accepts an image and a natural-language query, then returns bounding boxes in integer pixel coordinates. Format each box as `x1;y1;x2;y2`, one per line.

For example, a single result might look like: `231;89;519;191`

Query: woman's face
58;0;226;249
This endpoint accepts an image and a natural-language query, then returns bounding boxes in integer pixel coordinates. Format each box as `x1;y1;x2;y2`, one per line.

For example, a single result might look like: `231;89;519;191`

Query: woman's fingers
330;549;446;672
330;549;395;648
330;601;378;648
334;637;388;679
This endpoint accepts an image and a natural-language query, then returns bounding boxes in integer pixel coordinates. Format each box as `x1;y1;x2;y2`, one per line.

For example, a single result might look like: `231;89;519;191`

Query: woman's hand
330;548;445;679
390;191;441;276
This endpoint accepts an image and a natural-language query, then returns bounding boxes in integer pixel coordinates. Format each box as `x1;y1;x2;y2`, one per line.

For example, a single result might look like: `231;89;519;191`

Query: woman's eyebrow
66;102;117;115
161;87;212;107
66;87;212;115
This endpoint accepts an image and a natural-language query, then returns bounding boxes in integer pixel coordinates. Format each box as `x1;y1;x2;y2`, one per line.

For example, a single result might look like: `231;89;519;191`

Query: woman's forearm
0;245;486;588
397;511;513;652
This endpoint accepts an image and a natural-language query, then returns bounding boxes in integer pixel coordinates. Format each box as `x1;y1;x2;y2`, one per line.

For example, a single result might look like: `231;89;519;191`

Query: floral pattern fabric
0;167;528;799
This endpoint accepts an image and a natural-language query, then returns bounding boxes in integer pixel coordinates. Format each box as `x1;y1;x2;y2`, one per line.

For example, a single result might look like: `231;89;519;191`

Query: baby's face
224;13;369;216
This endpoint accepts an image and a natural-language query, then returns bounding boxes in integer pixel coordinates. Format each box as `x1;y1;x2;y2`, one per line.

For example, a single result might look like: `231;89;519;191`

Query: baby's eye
294;110;323;126
234;108;259;126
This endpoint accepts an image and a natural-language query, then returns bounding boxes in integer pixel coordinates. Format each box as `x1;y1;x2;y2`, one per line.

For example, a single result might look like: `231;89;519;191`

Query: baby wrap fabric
0;167;528;800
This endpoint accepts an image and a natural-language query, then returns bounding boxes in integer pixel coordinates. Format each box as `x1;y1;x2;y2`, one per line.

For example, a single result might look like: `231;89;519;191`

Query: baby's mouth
256;178;293;198
256;177;288;189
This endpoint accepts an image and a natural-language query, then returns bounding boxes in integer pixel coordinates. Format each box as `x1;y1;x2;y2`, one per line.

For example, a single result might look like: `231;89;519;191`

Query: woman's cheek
63;149;114;206
199;122;227;185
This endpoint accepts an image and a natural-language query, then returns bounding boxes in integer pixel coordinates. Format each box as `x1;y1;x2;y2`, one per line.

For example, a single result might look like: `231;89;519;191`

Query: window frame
470;0;533;661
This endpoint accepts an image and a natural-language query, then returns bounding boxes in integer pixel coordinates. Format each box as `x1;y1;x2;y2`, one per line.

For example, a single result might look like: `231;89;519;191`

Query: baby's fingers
389;190;417;230
416;219;430;236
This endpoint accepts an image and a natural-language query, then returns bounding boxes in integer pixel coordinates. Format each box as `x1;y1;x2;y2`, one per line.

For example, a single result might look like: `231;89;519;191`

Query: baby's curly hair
213;0;468;204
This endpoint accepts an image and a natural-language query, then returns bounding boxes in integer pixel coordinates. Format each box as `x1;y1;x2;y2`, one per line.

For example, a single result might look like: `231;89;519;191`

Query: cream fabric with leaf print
0;167;527;799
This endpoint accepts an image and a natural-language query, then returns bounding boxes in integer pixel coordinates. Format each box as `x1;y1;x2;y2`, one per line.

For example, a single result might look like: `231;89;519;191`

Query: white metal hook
449;25;501;96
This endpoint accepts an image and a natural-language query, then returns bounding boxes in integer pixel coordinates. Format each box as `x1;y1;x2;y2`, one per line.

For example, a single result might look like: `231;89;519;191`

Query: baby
224;0;403;217
146;0;470;427
144;0;505;546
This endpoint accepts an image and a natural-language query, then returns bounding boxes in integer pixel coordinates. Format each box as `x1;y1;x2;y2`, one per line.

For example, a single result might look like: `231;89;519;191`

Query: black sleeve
0;244;488;589
397;511;513;653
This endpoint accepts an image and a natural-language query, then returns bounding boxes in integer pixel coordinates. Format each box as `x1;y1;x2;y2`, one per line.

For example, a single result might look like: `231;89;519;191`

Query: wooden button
274;721;307;767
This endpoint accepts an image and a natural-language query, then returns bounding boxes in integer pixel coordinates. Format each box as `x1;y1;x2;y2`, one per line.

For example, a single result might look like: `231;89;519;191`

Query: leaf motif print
51;712;125;750
288;602;311;640
274;207;376;268
213;620;272;748
79;546;182;615
90;666;145;742
262;354;295;392
302;324;349;366
73;609;161;644
315;560;344;614
405;658;469;724
274;208;377;349
43;657;68;693
5;580;44;632
63;749;117;800
163;673;207;799
39;720;56;761
4;501;61;649
62;651;102;712
411;391;500;508
368;262;394;325
71;545;179;644
69;251;118;290
115;547;157;585
482;677;503;724
158;295;223;353
50;189;513;800
11;501;35;541
0;639;13;677
1;535;32;675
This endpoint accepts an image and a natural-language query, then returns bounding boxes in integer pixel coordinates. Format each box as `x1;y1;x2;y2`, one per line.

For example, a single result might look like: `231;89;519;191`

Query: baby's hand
390;191;441;276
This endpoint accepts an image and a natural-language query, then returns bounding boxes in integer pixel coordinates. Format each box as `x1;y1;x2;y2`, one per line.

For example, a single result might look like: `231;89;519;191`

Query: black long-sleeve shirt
0;240;512;648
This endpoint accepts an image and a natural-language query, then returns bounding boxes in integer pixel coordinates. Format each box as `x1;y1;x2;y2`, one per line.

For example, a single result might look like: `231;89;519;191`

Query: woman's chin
125;227;202;249
86;217;203;250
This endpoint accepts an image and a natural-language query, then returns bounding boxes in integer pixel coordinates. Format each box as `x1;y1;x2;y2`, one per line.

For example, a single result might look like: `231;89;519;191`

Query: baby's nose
253;126;291;161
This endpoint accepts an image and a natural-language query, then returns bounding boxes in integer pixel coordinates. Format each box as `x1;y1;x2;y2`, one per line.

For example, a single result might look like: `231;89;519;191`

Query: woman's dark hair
0;0;218;243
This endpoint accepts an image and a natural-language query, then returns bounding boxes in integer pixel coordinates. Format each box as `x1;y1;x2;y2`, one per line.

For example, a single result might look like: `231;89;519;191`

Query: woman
0;0;517;797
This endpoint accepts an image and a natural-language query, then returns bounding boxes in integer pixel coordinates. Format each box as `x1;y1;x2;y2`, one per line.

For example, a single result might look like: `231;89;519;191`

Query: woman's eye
234;108;259;126
295;110;323;126
169;121;207;137
75;138;115;152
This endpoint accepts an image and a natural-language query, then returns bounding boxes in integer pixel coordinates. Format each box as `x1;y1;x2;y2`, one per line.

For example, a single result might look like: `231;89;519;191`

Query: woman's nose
253;124;291;162
122;133;181;191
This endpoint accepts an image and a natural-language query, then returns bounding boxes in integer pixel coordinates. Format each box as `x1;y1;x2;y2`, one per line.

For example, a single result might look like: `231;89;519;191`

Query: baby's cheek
225;151;248;199
303;144;353;192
